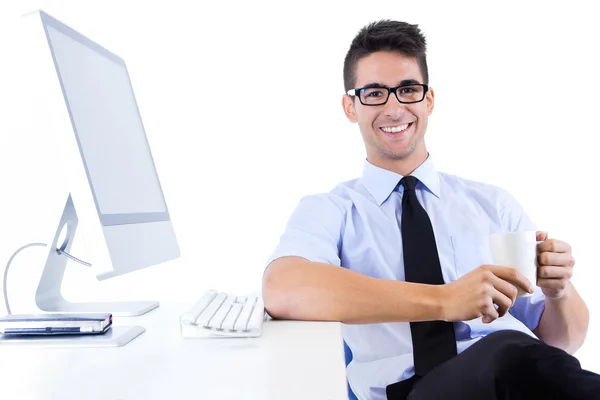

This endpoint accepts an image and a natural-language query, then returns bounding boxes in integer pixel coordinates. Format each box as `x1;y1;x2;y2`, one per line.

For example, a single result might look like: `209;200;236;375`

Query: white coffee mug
489;230;541;297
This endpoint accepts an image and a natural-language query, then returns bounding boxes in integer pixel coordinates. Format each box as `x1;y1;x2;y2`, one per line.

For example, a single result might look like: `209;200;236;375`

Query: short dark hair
343;20;428;91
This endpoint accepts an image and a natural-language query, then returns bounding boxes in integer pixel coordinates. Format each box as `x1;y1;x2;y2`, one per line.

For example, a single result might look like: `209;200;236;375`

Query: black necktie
400;176;457;377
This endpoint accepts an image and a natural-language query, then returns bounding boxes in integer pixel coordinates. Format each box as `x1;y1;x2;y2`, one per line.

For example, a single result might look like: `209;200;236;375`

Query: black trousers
386;330;600;400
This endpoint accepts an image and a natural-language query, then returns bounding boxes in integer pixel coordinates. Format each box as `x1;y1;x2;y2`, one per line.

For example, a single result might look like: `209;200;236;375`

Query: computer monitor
19;10;180;318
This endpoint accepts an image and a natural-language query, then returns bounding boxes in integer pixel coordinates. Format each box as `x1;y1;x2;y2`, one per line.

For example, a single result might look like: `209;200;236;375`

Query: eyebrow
361;79;422;89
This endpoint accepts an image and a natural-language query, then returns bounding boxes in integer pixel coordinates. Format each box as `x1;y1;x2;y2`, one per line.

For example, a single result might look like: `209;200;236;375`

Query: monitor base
0;325;144;348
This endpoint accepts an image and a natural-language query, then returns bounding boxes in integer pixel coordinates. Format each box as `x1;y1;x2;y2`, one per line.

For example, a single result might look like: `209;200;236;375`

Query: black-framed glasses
346;84;429;106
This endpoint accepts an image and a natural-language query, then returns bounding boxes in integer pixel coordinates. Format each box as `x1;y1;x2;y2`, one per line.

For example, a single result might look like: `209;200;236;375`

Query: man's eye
364;89;386;97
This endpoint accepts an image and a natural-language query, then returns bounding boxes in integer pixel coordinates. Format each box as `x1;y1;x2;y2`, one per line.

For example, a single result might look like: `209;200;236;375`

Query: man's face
343;51;434;166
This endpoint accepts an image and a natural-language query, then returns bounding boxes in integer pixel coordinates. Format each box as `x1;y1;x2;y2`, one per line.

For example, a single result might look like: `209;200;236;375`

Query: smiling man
262;20;600;400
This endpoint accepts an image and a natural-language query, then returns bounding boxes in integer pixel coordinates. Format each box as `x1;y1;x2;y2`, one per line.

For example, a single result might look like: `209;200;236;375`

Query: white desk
0;304;348;400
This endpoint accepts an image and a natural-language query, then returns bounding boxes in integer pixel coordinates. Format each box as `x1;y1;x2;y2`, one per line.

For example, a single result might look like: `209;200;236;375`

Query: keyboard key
196;292;227;327
234;296;257;331
247;300;265;331
208;294;236;330
222;303;243;331
181;289;218;324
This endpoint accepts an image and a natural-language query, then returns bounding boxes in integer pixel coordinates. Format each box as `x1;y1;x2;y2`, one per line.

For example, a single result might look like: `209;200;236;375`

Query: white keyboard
180;289;265;338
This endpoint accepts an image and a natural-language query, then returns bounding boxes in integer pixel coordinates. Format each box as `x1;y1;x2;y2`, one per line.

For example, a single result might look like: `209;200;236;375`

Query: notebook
0;313;112;335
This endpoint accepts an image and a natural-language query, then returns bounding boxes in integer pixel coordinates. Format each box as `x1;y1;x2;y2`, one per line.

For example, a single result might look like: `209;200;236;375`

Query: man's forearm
263;256;444;324
534;282;589;354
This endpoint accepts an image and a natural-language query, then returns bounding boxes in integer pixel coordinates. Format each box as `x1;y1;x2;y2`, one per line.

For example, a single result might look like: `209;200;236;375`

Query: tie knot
401;176;418;191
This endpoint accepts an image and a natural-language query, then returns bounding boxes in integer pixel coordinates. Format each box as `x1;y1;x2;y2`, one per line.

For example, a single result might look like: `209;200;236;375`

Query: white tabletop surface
0;304;348;400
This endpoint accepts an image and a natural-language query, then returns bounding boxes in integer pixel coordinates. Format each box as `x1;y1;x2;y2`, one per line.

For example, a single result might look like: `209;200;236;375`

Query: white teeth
381;123;409;133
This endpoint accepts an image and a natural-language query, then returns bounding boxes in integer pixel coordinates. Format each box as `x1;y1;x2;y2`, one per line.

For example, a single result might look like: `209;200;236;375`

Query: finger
537;266;573;280
537;239;571;254
481;300;500;324
487;266;534;294
491;288;513;318
489;274;519;306
537;278;568;291
536;231;548;241
538;252;575;268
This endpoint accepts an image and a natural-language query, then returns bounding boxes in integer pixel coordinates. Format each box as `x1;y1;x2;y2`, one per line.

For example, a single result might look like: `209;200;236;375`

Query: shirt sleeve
265;193;346;268
502;190;546;332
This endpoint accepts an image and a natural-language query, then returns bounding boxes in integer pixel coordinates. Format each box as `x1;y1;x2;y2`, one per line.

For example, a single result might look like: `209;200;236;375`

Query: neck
368;148;428;177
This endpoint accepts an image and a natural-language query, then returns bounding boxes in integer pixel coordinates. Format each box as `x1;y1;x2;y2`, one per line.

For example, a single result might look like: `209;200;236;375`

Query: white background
1;0;598;372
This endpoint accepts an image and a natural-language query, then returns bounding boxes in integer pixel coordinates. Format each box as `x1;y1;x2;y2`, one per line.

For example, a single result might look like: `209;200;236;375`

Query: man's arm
532;231;589;353
534;282;589;354
263;256;443;324
263;256;534;325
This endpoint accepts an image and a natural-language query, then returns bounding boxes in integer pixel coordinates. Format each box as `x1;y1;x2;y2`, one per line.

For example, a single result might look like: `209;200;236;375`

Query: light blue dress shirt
267;155;546;400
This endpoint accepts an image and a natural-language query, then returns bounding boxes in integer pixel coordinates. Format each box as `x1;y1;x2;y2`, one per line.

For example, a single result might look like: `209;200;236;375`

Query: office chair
344;340;359;400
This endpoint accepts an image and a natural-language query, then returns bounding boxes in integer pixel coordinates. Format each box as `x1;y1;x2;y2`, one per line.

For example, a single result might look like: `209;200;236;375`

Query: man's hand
536;231;575;299
440;265;534;324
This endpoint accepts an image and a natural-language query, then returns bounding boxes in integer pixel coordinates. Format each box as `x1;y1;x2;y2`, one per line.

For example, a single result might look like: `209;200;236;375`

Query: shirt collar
361;154;441;206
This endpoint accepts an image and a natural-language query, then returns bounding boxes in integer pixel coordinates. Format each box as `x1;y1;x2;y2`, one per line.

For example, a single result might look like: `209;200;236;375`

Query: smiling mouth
380;122;413;134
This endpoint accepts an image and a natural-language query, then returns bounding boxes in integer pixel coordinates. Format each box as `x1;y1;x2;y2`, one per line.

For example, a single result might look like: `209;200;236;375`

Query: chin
377;148;412;161
388;151;413;160
384;143;417;160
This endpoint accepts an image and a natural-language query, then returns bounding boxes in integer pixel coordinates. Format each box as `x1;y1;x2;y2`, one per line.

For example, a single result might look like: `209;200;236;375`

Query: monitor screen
42;16;169;226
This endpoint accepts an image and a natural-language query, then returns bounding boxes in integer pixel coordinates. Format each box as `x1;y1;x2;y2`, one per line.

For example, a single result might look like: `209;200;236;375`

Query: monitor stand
34;194;159;317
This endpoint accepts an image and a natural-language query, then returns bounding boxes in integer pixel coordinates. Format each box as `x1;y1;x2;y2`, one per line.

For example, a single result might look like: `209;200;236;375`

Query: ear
426;87;435;115
342;94;358;123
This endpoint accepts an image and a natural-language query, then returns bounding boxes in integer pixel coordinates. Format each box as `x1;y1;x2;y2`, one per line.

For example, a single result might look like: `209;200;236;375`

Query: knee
485;329;537;345
485;330;540;373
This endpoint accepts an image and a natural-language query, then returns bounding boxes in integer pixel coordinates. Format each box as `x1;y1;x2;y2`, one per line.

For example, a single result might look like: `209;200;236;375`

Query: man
262;20;599;400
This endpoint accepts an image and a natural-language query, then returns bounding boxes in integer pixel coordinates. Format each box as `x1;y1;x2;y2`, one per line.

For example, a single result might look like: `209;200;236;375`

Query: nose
382;92;408;120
